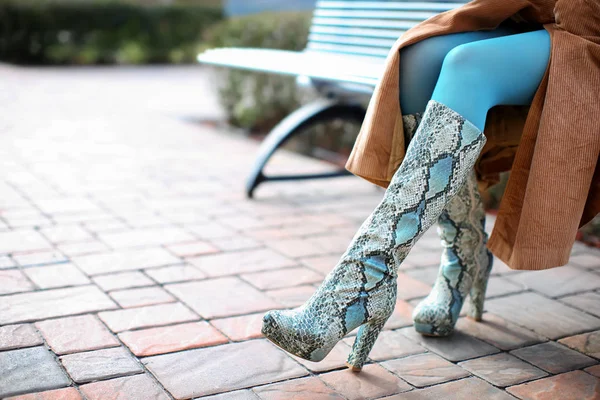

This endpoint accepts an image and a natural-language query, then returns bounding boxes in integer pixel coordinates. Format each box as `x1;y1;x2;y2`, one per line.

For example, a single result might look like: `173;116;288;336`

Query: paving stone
99;302;199;333
455;313;544;350
585;364;600;378
405;266;439;286
264;285;315;308
0;347;70;398
486;276;526;298
166;241;219;257
60;347;142;383
507;266;600;297
343;329;425;362
0;270;35;294
511;341;597;374
253;377;343;400
13;252;68;267
569;253;600;269
0;255;17;269
36;314;120;355
559;330;600;358
384;300;415;330
166;277;280;319
381;352;470;388
0;230;52;254
36;198;101;215
73;248;180;275
403;250;441;268
507;370;600;400
211;236;262;252
266;238;330;258
143;340;307;398
291;341;352;373
486;292;600;339
109;286;175;308
80;374;170;400
144;265;206;283
0;286;117;325
84;219;128;234
491;256;518;275
0;324;43;351
400;327;500;362
459;352;547;387
320;364;412;400
300;255;341;276
23;264;90;289
119;321;228;356
387;377;514;400
241;267;323;290
4;387;82;400
188;222;236;240
98;227;194;249
188;249;296;277
92;271;155;291
201;390;260;400
210;313;264;342
560;292;600;318
56;241;109;257
396;273;433;300
40;225;93;244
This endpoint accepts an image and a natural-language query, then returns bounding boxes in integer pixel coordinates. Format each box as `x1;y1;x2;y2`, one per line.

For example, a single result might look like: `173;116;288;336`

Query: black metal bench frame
198;1;465;198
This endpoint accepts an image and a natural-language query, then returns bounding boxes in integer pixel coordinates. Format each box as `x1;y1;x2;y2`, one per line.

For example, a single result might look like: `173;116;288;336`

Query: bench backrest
307;1;467;59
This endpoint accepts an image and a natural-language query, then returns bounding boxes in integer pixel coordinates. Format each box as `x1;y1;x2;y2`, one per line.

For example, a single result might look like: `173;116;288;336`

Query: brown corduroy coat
346;0;600;270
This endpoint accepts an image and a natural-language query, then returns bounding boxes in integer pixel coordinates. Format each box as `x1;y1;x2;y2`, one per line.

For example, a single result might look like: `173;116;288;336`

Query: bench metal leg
246;99;366;198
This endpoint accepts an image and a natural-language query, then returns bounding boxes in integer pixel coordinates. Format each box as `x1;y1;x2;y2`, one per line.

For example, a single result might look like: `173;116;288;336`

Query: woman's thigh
431;29;550;130
399;27;518;114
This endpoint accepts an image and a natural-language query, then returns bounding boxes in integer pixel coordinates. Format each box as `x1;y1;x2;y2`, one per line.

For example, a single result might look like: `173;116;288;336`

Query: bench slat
307;42;390;57
312;17;420;29
314;9;439;20
316;1;464;11
309;33;397;48
310;26;406;39
198;48;382;86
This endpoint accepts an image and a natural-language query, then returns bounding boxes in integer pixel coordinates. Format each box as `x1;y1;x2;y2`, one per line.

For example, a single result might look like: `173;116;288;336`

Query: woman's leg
412;29;551;336
399;28;517;115
432;29;550;130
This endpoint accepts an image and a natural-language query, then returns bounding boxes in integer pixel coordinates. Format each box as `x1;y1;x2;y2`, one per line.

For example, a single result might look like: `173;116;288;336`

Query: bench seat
198;48;384;87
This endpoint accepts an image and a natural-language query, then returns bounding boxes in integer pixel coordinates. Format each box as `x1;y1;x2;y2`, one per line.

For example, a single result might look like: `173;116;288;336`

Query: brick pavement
1;65;600;399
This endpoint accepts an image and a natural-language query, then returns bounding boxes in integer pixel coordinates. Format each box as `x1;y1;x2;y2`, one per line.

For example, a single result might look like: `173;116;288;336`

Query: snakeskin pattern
262;101;487;370
412;171;493;336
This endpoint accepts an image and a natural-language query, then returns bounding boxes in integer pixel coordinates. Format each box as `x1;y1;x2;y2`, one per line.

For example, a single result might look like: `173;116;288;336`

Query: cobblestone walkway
1;65;600;400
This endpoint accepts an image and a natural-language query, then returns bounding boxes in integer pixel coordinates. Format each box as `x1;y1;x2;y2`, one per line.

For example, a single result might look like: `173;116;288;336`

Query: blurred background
1;0;598;239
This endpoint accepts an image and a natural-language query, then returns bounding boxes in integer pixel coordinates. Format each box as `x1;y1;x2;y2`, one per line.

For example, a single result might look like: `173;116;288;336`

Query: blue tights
400;29;551;130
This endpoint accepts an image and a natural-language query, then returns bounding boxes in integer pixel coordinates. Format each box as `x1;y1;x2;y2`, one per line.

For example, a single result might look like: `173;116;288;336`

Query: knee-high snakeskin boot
412;171;493;337
262;100;487;371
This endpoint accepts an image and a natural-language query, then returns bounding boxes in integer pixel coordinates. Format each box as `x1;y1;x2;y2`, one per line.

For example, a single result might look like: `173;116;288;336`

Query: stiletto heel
468;250;493;321
346;318;388;371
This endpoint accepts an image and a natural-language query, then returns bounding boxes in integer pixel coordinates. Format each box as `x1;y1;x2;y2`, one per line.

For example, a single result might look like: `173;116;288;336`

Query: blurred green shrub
0;0;223;64
202;11;312;132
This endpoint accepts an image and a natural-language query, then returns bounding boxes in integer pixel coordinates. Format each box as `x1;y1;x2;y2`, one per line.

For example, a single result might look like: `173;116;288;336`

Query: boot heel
467;251;493;321
346;319;387;372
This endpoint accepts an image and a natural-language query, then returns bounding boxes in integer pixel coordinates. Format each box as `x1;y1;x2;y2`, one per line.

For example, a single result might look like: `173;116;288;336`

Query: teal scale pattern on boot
262;101;487;371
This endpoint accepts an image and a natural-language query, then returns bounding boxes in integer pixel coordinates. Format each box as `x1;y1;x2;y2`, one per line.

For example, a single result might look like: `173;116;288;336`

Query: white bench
198;1;465;197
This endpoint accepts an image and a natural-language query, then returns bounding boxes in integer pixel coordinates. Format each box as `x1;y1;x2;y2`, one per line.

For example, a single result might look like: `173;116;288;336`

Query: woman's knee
440;42;487;78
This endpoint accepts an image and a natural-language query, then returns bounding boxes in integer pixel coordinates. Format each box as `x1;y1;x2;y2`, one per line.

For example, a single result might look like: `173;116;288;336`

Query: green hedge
0;1;223;64
202;11;312;131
